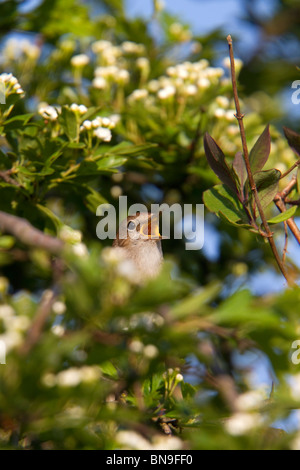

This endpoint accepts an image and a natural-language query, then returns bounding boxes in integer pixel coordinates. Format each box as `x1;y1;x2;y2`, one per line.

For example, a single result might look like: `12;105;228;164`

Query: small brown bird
113;212;163;281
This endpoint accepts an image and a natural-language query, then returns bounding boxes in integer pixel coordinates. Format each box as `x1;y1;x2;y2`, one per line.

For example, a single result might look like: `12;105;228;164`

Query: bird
112;212;163;281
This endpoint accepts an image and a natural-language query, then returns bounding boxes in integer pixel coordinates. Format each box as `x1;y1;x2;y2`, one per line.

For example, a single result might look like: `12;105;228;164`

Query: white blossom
197;77;210;89
121;41;145;55
224;412;262;436
71;54;90;67
92;76;107;89
115;69;130;84
72;243;89;257
0;73;24;97
143;344;159;359
184;84;198;96
51;325;65;337
52;301;66;315
129;340;144;353
176;373;183;382
59;225;82;243
93;126;112;142
136;57;149;70
91;40;112;54
38;103;59;121
216;96;230;108
236;390;266;411
128;88;148;103
70;103;87;115
157;85;176;100
81;120;92;130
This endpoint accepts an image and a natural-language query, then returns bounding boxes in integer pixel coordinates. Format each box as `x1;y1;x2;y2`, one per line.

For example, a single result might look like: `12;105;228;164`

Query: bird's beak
140;213;162;240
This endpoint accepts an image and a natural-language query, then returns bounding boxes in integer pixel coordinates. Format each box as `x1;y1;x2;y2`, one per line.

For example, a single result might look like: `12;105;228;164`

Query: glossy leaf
254;169;281;209
203;184;247;225
283;126;300;156
203;133;238;194
267;205;298;224
58;106;78;141
249;125;271;174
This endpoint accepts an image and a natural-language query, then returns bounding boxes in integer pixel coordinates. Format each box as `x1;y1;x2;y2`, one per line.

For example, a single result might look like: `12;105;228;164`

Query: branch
0;210;64;255
0;170;22;187
274;176;300;245
280;159;300;179
19;289;56;355
227;35;293;286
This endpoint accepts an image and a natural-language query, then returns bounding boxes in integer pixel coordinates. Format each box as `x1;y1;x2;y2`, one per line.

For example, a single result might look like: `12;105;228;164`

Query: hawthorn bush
0;0;299;450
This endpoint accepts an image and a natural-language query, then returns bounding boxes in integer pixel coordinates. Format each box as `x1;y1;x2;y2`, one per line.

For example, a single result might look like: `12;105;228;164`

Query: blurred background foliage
0;0;299;450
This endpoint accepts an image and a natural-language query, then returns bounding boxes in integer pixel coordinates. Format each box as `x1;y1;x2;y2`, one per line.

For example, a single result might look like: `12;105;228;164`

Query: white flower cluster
71;53;90;68
92;65;130;90
212;95;236;122
2;38;40;62
38;102;89;122
58;225;88;257
116;430;183;450
69;103;88;115
129;340;159;358
89;39;145;90
0;73;24;97
169;22;192;42
38;102;59;121
0;304;30;352
112;310;165;333
42;366;101;388
224;411;263;436
80;115;117;142
127;59;225;104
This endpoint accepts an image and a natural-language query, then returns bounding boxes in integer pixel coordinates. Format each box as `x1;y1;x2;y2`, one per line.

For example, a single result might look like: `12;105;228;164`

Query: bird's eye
127;221;136;231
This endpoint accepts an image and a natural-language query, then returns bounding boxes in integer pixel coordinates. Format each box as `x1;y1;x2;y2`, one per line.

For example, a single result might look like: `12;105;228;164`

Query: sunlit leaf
249;125;271;174
267;205;298;224
204;133;238;194
283;126;300;156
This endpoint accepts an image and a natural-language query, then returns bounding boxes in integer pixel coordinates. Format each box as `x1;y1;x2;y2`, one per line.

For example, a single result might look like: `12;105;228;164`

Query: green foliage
0;0;299;451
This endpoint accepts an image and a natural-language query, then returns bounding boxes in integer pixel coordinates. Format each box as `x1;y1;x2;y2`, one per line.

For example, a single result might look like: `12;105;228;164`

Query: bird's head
113;211;162;247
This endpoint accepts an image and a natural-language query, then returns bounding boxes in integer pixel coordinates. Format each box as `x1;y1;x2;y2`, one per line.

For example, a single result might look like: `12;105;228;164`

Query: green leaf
283;126;300;157
232;151;247;186
3;113;34;130
82;186;108;212
105;141;158;156
203;184;247;225
96;155;127;169
0;235;15;249
58;106;78;141
79;106;101;123
249;125;271;174
36;204;64;232
267;205;298;224
218;211;253;230
203;133;238;194
254;169;281;210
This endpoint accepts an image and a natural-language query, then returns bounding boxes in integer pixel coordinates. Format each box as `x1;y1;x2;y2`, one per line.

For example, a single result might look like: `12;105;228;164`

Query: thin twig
18;289;56;355
227;35;293;286
286;198;300;206
280;160;300;179
0;210;64;255
274;176;300;245
205;372;239;413
282;221;288;263
0;170;21;187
